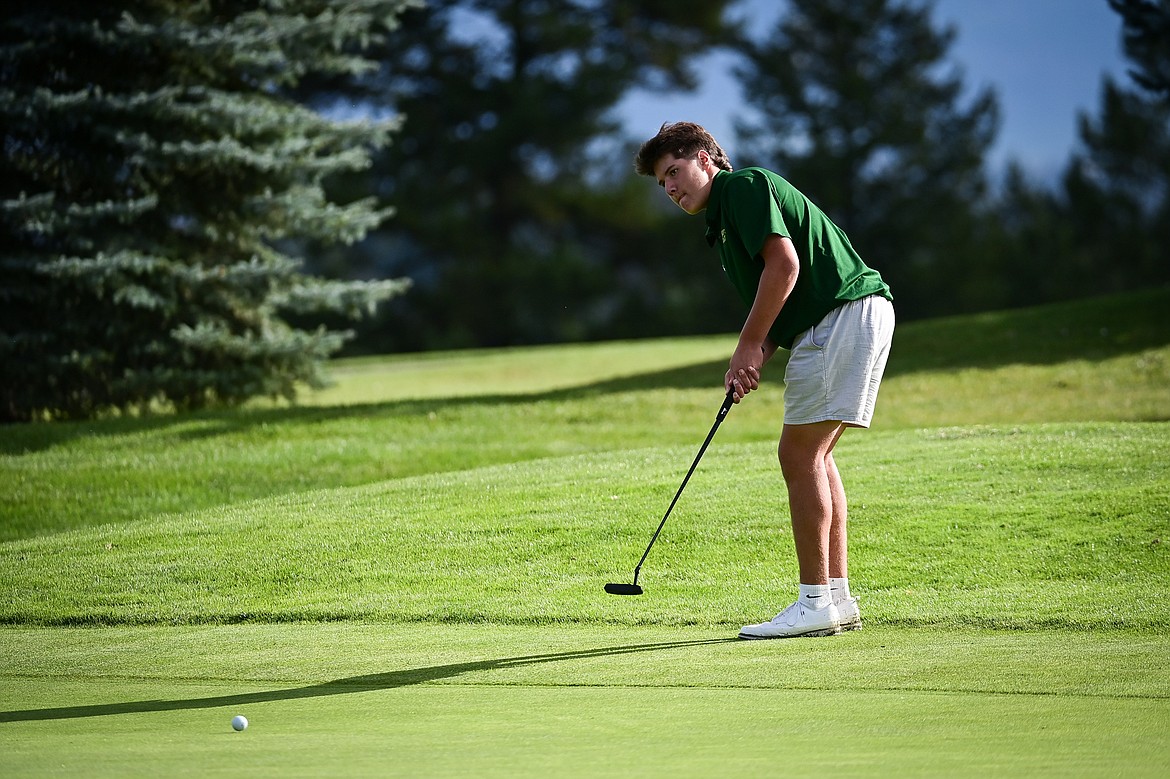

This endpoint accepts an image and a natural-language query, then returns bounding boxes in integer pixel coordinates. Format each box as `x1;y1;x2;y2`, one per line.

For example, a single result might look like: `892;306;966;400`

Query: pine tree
1111;0;1170;97
306;0;736;349
0;0;413;422
974;0;1170;311
732;0;999;318
1057;0;1170;295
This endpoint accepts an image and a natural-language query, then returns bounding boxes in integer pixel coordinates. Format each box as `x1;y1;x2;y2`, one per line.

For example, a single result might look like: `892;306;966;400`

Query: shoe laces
771;601;804;624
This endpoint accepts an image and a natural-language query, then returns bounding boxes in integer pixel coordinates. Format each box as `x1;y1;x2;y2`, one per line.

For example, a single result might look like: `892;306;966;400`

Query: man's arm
726;234;799;401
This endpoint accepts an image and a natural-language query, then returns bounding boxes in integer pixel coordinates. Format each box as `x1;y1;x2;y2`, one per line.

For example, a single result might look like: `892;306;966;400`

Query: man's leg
826;449;848;580
778;421;847;585
824;446;863;630
739;420;846;639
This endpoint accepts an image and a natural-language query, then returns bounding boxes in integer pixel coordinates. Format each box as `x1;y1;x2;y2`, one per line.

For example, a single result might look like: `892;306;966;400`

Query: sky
615;0;1131;182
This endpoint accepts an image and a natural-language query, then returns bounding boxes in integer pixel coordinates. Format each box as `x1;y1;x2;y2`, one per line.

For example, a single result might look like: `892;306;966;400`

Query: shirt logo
721;228;728;244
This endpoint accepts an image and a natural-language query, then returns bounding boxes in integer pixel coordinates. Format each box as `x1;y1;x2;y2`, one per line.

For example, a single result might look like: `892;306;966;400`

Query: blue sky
615;0;1130;182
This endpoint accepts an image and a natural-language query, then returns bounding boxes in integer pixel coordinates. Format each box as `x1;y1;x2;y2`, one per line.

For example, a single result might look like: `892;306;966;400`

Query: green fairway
2;289;1170;776
3;424;1168;629
3;625;1169;778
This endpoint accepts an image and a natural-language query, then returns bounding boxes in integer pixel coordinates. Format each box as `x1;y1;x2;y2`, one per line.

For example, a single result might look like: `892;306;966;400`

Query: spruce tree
0;0;413;422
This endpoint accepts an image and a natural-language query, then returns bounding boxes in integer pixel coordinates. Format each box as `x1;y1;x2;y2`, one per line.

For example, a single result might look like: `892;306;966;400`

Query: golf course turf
2;289;1168;776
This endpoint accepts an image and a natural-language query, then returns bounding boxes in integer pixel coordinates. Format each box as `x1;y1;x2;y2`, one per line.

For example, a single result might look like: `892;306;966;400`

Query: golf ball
231;715;248;731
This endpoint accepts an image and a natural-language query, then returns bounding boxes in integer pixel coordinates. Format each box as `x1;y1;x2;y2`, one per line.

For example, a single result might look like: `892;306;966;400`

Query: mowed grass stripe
2;625;1167;702
3;289;1168;543
3;625;1168;779
4;680;1167;778
2;424;1165;630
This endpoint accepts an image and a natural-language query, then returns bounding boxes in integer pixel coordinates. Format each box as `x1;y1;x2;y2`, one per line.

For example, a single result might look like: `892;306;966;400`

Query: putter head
605;582;643;596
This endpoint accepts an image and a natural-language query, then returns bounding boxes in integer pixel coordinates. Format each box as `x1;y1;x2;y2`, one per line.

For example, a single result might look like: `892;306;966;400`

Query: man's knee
779;422;843;479
778;436;817;481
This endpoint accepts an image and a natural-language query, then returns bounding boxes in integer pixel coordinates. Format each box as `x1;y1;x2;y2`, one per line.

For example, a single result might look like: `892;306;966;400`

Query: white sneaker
738;599;841;639
836;596;862;631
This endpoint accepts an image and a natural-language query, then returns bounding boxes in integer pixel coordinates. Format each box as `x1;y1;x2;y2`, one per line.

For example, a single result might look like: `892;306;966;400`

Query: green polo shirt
704;168;891;350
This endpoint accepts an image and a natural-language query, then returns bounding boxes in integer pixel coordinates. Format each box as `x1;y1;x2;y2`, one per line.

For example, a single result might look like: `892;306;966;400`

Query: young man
634;122;894;639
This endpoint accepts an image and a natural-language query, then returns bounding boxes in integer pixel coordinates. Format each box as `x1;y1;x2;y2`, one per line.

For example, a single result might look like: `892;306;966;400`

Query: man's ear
696;149;710;168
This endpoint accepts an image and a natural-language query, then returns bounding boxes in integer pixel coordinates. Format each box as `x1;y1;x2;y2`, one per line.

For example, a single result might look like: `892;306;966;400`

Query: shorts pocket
808;307;840;350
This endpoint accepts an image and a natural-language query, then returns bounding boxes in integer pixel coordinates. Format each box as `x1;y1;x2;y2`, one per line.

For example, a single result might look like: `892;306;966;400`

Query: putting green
2;624;1167;777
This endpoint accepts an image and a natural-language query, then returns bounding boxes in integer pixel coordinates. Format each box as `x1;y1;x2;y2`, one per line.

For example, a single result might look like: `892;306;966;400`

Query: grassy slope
0;288;1167;630
1;288;1168;542
1;424;1167;630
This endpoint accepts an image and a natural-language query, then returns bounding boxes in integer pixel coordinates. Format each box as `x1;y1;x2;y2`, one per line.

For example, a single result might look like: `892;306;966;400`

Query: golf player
635;122;894;639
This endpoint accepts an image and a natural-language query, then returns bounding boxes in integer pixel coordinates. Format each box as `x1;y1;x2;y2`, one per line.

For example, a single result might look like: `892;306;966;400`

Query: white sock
830;577;852;602
799;583;831;609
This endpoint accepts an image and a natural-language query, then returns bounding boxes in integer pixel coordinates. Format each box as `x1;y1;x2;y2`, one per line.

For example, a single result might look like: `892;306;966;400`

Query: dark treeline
2;0;1167;420
298;0;746;351
319;0;1170;353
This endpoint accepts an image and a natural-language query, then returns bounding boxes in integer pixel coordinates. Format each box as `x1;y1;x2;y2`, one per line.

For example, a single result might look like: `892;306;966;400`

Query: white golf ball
231;715;248;731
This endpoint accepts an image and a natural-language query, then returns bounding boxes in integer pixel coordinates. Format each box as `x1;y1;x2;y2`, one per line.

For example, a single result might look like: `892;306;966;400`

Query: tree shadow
0;359;734;455
3;287;1165;455
0;637;737;723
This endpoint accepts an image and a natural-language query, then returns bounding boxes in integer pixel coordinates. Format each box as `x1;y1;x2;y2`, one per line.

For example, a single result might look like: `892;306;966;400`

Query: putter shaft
624;387;735;589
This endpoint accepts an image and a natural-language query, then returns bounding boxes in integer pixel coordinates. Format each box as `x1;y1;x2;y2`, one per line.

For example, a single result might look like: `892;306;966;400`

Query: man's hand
726;341;763;403
725;235;798;403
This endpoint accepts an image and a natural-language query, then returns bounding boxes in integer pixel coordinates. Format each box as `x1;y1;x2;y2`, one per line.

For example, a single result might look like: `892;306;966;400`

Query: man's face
653;151;715;215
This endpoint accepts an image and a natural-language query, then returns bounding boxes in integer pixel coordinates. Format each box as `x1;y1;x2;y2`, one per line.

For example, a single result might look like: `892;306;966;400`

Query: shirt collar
703;170;728;246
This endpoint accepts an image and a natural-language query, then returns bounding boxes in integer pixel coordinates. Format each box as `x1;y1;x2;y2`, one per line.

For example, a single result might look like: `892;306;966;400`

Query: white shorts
783;295;895;428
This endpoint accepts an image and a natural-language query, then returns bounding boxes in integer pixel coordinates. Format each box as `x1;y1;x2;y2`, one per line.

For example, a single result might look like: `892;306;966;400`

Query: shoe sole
737;626;841;640
840;618;862;631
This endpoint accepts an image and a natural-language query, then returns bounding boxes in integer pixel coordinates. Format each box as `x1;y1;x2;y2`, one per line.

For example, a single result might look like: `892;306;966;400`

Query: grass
3;625;1168;777
3;290;1168;543
2;424;1167;629
1;288;1169;777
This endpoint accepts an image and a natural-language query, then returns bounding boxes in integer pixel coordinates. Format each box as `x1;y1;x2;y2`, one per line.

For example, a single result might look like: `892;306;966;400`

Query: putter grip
721;386;735;415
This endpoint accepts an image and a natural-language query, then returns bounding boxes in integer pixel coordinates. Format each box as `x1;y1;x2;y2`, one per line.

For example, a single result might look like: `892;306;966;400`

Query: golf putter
605;386;736;596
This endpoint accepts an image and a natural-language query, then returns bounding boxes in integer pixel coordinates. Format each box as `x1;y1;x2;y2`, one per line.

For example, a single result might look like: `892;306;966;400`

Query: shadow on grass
2;287;1166;455
0;638;737;723
0;360;734;455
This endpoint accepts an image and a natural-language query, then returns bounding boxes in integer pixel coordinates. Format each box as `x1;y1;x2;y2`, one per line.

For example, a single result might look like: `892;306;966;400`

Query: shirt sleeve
725;173;790;261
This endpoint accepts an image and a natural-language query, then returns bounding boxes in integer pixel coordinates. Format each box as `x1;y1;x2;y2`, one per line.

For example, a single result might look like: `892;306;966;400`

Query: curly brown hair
633;122;733;176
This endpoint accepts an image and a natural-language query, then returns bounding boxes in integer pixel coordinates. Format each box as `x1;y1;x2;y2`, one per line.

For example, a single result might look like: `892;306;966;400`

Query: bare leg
778;421;847;585
826;449;849;579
